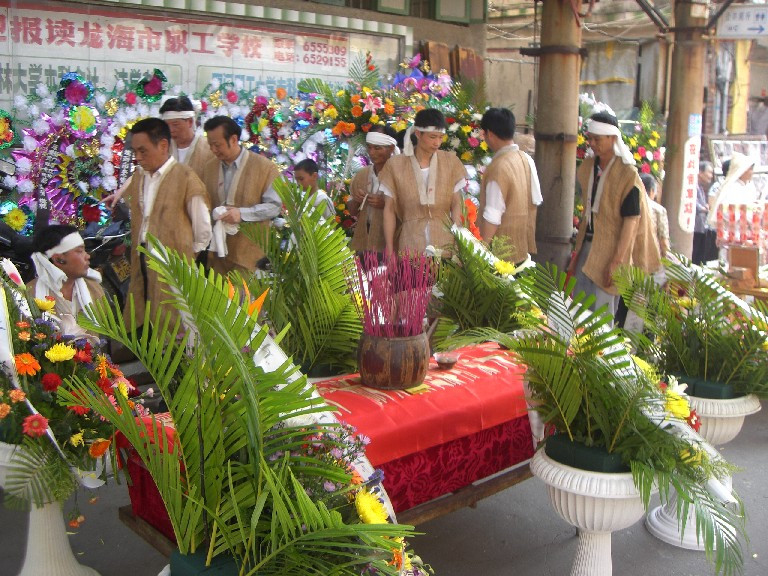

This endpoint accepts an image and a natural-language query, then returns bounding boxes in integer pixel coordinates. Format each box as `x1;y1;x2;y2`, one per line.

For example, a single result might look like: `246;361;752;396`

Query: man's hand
365;195;385;209
220;207;242;224
604;259;621;288
351;187;367;204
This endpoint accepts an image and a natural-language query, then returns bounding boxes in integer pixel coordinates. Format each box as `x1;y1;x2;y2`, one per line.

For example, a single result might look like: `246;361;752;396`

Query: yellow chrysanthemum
480;141;488;151
34;298;56;312
649;139;658;148
114;377;130;398
70;431;85;447
355;490;389;524
460;151;473;162
632;355;657;382
461;125;472;134
628;137;637;148
665;390;691;420
633;152;642;161
45;343;77;363
651;131;660;139
323;106;338;119
494;260;516;276
336;89;345;97
577;134;586;146
4;208;27;231
369;114;380;124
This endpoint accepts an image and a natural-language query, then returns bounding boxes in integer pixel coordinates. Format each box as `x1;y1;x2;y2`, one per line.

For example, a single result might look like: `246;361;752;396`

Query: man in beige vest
202;115;281;276
570;112;660;315
159;95;214;179
478;108;542;264
122;118;212;329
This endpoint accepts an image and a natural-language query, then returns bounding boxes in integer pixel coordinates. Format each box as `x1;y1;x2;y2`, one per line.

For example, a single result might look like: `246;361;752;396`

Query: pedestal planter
0;440;17;488
531;449;646;576
18;500;100;576
646;393;760;550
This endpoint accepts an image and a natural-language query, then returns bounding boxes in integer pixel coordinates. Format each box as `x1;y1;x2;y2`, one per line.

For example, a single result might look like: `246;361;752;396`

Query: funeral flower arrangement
60;237;424;575
0;259;145;508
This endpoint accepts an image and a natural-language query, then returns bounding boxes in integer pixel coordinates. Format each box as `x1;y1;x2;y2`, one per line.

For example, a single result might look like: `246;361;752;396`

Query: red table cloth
314;343;534;512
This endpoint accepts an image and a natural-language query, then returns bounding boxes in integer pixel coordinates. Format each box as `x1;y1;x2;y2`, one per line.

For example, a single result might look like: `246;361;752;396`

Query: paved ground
1;404;766;576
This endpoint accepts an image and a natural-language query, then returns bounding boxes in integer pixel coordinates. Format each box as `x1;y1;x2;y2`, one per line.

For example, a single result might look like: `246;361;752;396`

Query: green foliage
615;256;768;396
445;262;747;575
244;177;362;375
59;237;410;574
4;439;78;509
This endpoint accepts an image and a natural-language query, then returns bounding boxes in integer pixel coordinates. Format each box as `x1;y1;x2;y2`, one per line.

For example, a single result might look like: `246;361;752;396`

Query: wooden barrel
357;332;430;390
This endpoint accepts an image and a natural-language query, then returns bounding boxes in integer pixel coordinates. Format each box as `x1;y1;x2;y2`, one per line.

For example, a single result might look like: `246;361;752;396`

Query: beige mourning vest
124;162;209;327
575;157;661;294
202;151;280;271
378;151;467;253
349;167;386;253
174;135;215;180
478;147;537;263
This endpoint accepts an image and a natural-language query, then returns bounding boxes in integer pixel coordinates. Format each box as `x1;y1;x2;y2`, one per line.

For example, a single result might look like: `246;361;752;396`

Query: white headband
162;111;195;121
414;125;446;134
403;124;446;156
366;132;397;147
586;119;635;165
43;232;83;258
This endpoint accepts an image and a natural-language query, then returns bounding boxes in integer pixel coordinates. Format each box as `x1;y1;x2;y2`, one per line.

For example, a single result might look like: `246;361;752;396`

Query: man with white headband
29;225;104;338
569;112;660;314
380;108;467;254
478;107;542;263
349;125;399;256
159;95;214;179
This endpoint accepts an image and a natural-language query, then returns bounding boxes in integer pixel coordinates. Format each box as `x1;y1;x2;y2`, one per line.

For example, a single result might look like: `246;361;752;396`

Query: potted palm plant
615;256;766;446
244;177;362;377
57;237;416;576
446;263;745;576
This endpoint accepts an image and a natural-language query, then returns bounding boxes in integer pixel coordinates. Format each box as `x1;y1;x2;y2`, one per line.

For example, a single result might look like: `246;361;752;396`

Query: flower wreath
56;72;94;107
0;109;16;149
135;69;167;103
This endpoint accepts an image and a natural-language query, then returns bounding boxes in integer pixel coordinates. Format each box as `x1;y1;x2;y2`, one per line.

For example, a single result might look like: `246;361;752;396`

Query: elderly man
693;160;714;264
202;115;281;276
159;95;214;179
29;224;104;338
121;117;212;329
569;112;660;314
478;107;542;264
380;108;467;254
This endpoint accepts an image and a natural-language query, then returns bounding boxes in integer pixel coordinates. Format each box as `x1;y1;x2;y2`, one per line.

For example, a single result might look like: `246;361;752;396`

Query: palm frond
348;52;380;89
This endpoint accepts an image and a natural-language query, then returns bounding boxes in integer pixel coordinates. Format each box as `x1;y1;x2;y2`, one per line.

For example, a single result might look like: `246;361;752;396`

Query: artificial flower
3;208;27;231
22;414;49;437
33;297;57;312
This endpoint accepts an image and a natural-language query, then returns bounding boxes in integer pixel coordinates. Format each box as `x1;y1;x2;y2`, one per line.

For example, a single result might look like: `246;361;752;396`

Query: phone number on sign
302;53;347;67
303;41;347;55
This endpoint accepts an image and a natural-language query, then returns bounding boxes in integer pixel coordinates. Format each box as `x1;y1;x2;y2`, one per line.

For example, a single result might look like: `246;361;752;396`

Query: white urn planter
531;449;646;576
0;440;17;488
646;394;760;550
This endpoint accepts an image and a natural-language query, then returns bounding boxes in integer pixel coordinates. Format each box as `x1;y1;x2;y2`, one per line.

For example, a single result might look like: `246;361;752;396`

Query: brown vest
575;157;661;294
378;151;467;253
182;135;215;180
349;167;386;253
202;151;280;271
125;161;209;327
478;147;537;263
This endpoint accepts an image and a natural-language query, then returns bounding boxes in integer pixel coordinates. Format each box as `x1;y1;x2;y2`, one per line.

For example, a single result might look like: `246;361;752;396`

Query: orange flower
15;321;30;329
384;102;395;115
88;439;111;458
0;404;10;418
22;414;49;437
361;123;372;133
18;331;31;341
15;353;41;376
350;105;363;118
350;94;361;105
275;87;287;100
9;389;26;403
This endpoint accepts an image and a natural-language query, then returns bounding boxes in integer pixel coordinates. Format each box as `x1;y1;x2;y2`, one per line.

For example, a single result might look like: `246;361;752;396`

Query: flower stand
17;500;100;576
646;394;760;550
531;449;646;576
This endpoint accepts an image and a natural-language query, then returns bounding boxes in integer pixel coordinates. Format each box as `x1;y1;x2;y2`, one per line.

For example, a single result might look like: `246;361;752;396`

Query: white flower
100;133;115;148
125;108;138;121
94;93;107;107
18;179;34;194
102;175;118;191
23;136;38;152
51;110;66;126
466;180;480;196
472;113;482;121
115;79;125;91
65;144;75;158
646;150;653;161
40;97;55;112
27;104;39;118
137;103;149;117
257;85;269;98
15;157;32;174
3;175;17;188
13;94;27;108
35;84;50;98
209;78;220;90
100;161;115;176
471;128;482;139
450;137;460;148
448;123;460;133
32;118;50;135
234;78;244;90
465;165;477;179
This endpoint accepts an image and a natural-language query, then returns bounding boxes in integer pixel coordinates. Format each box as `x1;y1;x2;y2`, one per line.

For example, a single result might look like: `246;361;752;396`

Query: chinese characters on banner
0;2;400;105
678;113;703;233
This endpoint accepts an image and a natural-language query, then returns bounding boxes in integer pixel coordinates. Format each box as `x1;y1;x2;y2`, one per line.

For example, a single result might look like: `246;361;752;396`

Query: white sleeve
525;153;543;205
482;180;505;226
188;195;213;253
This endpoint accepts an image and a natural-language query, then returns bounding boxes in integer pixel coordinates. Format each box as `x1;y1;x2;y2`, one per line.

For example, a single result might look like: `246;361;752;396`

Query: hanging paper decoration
56;72;94;107
135;69;167;103
68;105;99;138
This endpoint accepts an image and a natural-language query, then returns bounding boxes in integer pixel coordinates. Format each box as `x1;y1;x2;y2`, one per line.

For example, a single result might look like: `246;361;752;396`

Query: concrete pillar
533;0;583;268
663;0;708;257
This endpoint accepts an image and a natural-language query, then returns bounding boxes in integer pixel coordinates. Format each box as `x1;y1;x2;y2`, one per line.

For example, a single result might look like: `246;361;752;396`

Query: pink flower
65;82;89;105
226;90;238;103
201;101;208;112
653;149;661;161
22;414;49;437
144;76;162;95
468;137;479;148
256;96;268;106
125;92;137;105
637;146;647;157
362;94;382;113
640;162;651;174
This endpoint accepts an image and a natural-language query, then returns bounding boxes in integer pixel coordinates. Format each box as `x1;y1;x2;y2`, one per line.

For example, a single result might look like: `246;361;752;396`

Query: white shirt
139;156;212;253
218;147;282;222
482;145;543;226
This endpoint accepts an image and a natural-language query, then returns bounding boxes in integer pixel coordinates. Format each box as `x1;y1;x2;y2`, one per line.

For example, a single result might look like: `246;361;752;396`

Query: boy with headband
380;108;467;255
570;112;660;315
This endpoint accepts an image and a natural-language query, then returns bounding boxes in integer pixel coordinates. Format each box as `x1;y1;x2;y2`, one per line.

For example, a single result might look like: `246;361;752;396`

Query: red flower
97;378;114;395
82;204;101;223
341;218;355;230
201;101;208;112
640;162;651;174
41;373;63;392
226;90;238;103
144;76;162;96
687;409;701;432
64;82;89;105
22;414;49;437
125;92;137;105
